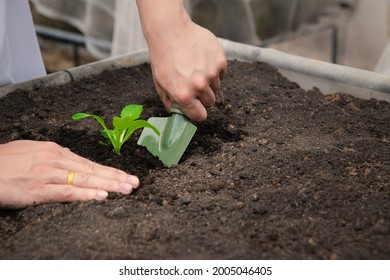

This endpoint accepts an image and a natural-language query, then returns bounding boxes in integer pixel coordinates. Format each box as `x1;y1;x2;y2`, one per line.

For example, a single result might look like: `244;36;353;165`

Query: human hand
150;23;227;122
136;0;227;122
0;140;139;209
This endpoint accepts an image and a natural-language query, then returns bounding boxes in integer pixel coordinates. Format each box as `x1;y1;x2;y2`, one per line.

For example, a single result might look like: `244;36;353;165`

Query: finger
64;158;134;184
179;99;208;122
216;50;228;80
220;67;227;80
189;73;215;109
155;84;173;112
197;85;215;109
71;170;136;195
209;77;221;94
48;148;140;195
43;184;109;203
59;148;139;185
219;60;227;80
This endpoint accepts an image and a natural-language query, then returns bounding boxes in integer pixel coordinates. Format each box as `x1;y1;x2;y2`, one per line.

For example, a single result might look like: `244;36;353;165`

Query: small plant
72;104;160;155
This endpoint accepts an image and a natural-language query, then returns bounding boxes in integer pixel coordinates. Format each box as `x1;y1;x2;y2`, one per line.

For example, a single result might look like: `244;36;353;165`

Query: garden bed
0;60;389;259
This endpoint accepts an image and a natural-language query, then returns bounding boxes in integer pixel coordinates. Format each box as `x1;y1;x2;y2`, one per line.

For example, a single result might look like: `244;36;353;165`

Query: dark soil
0;61;389;260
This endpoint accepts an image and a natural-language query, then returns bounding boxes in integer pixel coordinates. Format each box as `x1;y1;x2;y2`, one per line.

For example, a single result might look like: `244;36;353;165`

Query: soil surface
0;61;389;260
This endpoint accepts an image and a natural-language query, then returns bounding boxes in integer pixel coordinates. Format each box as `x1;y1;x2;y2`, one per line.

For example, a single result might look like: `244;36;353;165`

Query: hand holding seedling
72;104;159;155
0;140;139;209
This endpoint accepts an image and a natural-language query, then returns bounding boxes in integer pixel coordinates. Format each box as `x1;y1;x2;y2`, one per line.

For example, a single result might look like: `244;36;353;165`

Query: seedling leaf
72;113;108;131
121;104;143;120
72;104;159;155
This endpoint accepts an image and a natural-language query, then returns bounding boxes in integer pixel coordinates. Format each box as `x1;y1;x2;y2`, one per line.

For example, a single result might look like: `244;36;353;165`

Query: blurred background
29;0;390;74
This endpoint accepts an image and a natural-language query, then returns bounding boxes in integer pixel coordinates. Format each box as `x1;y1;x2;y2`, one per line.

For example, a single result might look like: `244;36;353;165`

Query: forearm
135;0;191;45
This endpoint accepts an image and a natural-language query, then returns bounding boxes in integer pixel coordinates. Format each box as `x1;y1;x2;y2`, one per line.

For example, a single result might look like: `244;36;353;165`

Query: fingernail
120;182;133;193
128;176;140;188
96;191;108;200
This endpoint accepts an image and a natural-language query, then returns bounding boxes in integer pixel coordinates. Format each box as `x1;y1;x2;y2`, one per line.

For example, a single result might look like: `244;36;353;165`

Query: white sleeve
111;0;147;57
0;0;46;86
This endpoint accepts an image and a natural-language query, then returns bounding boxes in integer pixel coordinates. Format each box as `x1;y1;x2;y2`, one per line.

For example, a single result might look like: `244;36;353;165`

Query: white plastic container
1;39;390;103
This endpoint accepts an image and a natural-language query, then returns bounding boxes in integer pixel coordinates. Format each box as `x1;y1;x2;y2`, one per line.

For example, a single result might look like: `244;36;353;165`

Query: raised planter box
0;40;389;259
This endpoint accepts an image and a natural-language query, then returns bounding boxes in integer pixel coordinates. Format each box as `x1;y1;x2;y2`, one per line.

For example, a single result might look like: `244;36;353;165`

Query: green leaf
72;113;108;131
113;116;132;131
121;104;143;121
112;116;130;143
101;129;110;139
103;129;116;142
123;120;160;143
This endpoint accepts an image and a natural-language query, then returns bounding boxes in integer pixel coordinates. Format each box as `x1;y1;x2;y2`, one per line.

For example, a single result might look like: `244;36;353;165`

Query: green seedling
72;104;160;155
